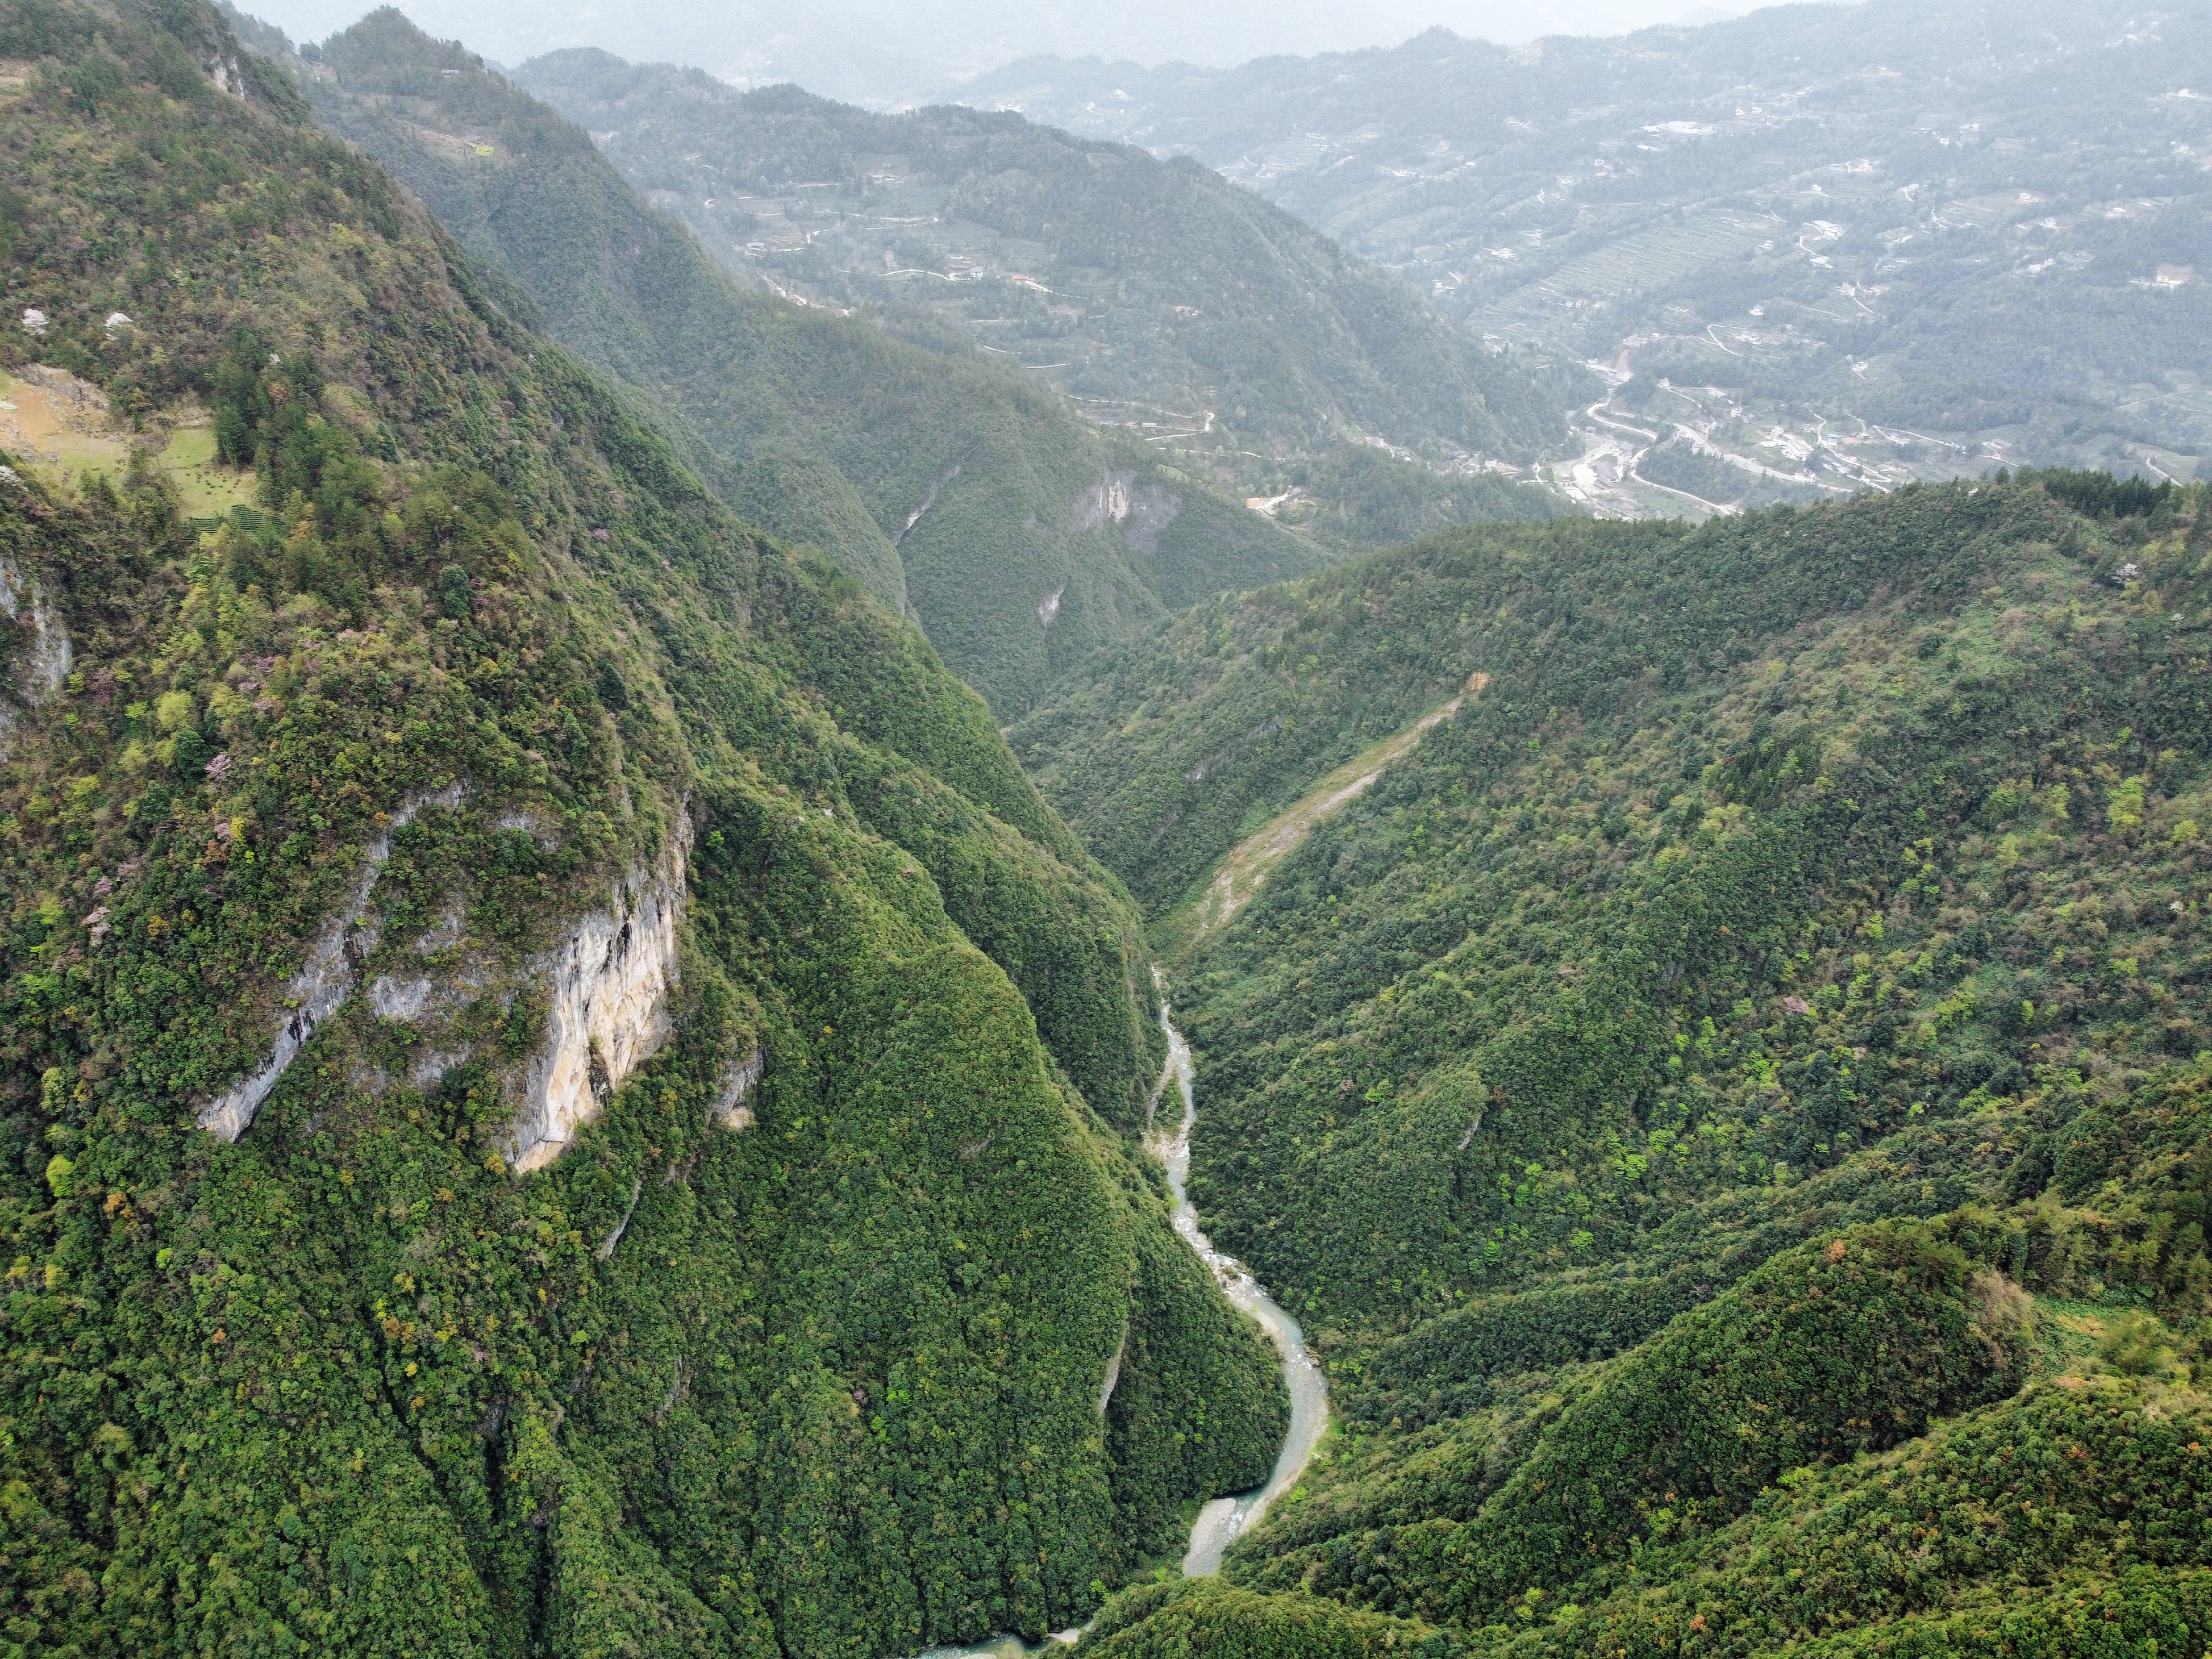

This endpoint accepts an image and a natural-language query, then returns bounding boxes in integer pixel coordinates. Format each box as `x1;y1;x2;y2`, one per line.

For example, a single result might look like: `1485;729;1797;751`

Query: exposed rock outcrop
1;547;71;740
198;789;691;1162
199;784;466;1141
505;815;691;1173
1074;469;1179;556
596;1174;645;1260
369;972;434;1022
715;1048;764;1131
1097;1322;1128;1415
1074;472;1135;531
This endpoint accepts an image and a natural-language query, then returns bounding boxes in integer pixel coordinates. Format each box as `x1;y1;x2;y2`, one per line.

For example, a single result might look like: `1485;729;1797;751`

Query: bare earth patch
1183;670;1489;941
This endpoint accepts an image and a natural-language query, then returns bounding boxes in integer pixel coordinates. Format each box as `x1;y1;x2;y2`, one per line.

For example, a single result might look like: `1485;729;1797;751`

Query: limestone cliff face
0;542;71;745
199;784;466;1141
199;793;693;1165
505;815;691;1173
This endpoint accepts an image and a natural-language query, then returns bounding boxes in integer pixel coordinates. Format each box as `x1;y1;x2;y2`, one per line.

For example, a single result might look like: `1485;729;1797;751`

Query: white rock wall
505;816;691;1173
199;785;466;1141
197;791;692;1166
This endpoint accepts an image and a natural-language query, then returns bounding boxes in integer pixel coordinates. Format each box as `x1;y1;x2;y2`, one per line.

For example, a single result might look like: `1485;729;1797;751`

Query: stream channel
920;991;1330;1657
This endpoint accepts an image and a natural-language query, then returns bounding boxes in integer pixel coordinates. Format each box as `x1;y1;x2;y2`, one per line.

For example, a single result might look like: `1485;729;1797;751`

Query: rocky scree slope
0;3;1284;1652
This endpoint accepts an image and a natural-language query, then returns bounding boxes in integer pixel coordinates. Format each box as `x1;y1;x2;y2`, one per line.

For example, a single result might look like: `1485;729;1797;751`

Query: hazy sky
239;0;1757;102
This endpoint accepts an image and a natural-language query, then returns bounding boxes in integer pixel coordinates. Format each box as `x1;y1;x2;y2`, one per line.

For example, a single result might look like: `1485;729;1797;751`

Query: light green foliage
0;5;1282;1651
1462;1379;2212;1659
1024;478;2212;1329
1231;1224;2031;1627
1082;1577;1462;1659
1021;470;2212;1654
1104;1168;1291;1558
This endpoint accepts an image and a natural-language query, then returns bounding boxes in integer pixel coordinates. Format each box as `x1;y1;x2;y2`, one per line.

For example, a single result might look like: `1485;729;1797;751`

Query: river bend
917;992;1328;1657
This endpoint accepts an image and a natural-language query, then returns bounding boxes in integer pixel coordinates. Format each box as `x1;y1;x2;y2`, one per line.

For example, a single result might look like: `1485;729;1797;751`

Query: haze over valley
965;1;2212;513
2;2;2209;1657
230;0;1743;107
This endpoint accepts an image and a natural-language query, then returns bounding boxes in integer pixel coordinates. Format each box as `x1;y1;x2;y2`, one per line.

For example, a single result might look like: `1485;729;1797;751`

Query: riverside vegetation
0;1;1288;1650
1013;473;2212;1654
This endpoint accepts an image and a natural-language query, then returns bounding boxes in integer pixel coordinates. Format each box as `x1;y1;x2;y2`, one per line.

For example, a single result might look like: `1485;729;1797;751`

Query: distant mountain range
226;5;1599;708
239;0;1727;109
230;6;1357;713
956;0;2212;511
509;49;1585;530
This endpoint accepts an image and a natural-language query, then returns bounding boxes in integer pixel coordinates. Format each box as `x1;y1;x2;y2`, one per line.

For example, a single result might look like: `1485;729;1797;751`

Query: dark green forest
1021;474;2212;1656
0;2;1287;1651
11;0;2212;1655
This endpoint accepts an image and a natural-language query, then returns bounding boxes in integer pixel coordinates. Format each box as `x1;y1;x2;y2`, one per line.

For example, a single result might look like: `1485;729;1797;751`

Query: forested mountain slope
505;50;1585;544
1023;474;2212;1654
965;0;2212;516
226;7;1327;716
0;2;1285;1650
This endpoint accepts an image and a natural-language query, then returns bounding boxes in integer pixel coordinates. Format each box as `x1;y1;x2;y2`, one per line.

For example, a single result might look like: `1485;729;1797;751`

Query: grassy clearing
0;371;254;513
152;419;259;517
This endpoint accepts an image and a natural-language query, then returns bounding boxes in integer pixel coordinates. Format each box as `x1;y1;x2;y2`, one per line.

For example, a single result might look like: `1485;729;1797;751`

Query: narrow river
1146;996;1331;1577
918;990;1328;1657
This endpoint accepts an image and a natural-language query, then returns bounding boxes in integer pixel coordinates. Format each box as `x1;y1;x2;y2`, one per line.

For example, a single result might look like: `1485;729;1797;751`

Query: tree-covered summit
0;1;1285;1650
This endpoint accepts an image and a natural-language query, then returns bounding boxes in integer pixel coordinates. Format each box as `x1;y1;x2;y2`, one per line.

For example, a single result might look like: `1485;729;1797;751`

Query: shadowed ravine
915;985;1328;1657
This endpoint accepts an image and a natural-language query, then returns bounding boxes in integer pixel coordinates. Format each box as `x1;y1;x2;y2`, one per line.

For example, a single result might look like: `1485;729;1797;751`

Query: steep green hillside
1010;527;1565;917
1228;1221;2034;1620
1019;474;2212;1654
0;3;1284;1652
504;51;1585;533
1097;1361;2212;1658
226;7;1327;716
1185;482;2210;1328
